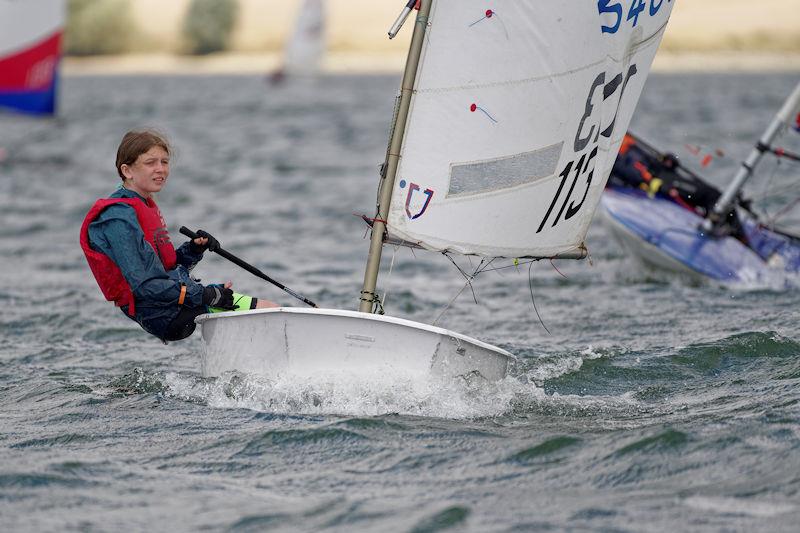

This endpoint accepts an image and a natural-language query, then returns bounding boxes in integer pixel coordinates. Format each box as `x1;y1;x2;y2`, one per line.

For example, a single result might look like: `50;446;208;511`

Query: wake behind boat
602;83;800;284
197;0;675;381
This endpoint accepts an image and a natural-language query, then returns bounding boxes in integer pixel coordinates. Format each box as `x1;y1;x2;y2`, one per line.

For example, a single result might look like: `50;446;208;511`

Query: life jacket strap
178;284;187;306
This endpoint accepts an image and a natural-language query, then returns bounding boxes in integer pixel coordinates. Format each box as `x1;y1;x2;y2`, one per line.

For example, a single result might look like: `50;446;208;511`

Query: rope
528;261;551;335
356;213;388;226
755;151;800;226
432;280;471;327
381;245;399;311
357;213;389;240
359;290;384;315
765;195;800;227
759;155;783;220
549;258;568;279
443;253;483;304
479;258;540;273
430;254;556;334
432;254;493;326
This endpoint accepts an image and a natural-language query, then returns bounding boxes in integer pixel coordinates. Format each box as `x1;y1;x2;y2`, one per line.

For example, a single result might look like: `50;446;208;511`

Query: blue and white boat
602;83;800;284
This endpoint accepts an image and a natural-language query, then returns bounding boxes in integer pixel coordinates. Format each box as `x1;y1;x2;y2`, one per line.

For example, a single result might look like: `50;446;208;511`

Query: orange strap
178;284;187;306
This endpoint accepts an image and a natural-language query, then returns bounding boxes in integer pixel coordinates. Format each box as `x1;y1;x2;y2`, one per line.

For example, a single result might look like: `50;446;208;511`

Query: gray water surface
0;72;799;531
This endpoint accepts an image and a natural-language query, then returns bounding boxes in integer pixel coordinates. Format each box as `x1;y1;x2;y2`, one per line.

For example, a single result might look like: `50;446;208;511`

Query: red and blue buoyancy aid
80;197;177;316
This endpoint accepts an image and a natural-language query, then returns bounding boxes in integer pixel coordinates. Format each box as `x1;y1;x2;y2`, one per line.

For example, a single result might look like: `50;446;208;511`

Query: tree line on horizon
63;0;800;56
65;0;239;56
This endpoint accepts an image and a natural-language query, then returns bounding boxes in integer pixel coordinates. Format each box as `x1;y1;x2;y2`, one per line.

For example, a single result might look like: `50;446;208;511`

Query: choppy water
1;72;799;531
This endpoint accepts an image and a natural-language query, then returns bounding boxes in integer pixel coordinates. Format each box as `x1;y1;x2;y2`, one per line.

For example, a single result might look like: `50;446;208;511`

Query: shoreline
62;51;800;77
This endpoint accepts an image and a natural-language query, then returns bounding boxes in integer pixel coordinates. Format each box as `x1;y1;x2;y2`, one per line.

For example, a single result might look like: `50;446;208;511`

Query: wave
163;370;535;420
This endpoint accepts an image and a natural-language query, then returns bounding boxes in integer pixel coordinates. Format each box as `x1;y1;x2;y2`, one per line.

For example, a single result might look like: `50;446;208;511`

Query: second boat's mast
705;82;800;231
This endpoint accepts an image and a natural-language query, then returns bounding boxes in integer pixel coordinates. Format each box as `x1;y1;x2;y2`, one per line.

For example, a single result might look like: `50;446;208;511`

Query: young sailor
80;129;278;342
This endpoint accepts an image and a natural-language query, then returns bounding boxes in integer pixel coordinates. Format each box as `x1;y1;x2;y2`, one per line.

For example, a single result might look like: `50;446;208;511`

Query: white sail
281;0;325;76
386;0;674;258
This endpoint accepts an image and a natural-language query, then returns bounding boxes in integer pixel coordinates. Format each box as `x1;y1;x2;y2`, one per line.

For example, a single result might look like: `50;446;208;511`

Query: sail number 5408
598;0;671;34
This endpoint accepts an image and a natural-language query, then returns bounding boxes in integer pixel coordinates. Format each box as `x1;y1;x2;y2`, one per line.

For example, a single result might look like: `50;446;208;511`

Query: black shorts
163;306;206;342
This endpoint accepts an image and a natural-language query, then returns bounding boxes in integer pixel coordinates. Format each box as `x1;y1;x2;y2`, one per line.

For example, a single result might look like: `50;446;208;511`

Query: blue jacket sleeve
87;205;205;308
175;241;204;271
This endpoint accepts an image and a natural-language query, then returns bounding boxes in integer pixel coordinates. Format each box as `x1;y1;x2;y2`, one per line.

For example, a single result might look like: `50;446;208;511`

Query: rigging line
381;245;400;310
750;181;800;201
444;252;474;282
356;213;387;240
474;257;496;276
528;261;551;335
432;254;491;326
759;157;783;221
431;277;470;327
460;255;492;277
458;256;483;305
765;194;800;226
464;257;493;303
477;256;576;275
479;258;540;273
465;254;475;273
757;162;800;224
549;258;568;279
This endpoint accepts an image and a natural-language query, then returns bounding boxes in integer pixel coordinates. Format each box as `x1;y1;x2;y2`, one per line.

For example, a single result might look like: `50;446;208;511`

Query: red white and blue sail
0;0;65;115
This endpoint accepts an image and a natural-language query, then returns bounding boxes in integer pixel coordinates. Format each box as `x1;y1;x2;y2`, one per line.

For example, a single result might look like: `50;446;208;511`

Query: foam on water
519;344;621;385
683;495;796;518
163;370;541;419
729;265;800;291
159;363;655;425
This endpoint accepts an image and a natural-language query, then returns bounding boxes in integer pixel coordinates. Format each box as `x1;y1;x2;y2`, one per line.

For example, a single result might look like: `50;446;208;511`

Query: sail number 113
598;0;672;34
537;63;638;233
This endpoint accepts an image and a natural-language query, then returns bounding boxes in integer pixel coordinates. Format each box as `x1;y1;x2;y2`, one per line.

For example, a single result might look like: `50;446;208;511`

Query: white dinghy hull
195;308;514;381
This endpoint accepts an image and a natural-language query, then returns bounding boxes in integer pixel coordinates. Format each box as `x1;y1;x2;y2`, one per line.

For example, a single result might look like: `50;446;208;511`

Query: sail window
446;142;563;198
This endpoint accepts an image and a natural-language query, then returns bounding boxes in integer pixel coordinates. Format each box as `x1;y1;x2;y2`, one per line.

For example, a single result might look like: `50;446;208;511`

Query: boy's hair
116;129;172;180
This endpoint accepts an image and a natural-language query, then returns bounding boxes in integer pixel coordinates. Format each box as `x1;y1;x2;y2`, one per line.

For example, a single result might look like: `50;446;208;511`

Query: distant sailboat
0;0;65;115
269;0;325;84
200;0;675;381
602;83;800;284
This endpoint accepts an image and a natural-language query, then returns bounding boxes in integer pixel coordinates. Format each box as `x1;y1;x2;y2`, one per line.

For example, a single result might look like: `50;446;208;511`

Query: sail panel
448;142;562;198
282;0;325;76
0;0;65;115
386;0;674;258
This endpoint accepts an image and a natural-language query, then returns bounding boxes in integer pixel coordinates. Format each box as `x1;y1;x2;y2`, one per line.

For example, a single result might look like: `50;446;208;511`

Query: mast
359;0;432;313
705;82;800;232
